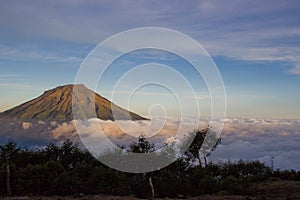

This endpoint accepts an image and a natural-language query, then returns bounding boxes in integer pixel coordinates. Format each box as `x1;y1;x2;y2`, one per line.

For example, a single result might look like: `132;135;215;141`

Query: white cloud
210;118;300;170
51;117;199;141
48;117;300;170
22;122;32;130
2;116;300;170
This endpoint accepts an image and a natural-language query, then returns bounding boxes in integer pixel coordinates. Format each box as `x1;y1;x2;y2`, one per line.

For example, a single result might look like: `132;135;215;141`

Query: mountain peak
0;84;147;121
43;83;85;94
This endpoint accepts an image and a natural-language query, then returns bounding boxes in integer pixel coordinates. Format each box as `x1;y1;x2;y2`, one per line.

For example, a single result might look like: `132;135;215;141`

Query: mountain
0;84;147;121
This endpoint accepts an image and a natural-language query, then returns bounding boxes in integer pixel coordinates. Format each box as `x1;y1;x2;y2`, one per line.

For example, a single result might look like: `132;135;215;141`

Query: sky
0;0;300;119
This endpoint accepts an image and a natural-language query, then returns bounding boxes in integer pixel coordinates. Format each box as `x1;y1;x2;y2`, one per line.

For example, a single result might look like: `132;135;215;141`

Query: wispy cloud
100;90;211;101
288;63;300;75
0;83;44;90
235;94;276;99
0;44;82;63
0;74;31;81
0;74;23;78
0;0;299;73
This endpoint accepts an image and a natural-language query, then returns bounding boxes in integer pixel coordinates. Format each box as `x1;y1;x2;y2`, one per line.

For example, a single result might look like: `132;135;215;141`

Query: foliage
183;127;221;167
129;136;155;153
0;136;298;197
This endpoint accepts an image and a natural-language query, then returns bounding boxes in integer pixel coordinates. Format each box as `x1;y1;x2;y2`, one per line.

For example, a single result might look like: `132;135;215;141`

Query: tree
129;136;156;197
129;136;155;153
0;142;18;196
183;127;221;168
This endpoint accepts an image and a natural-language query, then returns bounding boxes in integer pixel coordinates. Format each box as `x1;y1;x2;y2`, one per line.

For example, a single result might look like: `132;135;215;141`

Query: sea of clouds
1;117;300;170
210;118;300;170
48;117;300;170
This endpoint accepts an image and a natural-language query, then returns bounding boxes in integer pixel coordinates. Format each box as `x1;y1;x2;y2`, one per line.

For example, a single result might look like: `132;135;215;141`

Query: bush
0;140;298;197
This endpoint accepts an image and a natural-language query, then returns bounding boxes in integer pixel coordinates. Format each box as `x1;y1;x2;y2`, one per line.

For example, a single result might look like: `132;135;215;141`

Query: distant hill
0;84;147;121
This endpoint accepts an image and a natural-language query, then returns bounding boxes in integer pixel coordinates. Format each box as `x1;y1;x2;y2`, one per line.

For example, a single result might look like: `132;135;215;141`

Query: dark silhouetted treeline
1;131;300;198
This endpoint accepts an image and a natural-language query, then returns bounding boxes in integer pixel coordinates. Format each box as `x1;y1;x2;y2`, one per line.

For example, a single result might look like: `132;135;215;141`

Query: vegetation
0;128;299;198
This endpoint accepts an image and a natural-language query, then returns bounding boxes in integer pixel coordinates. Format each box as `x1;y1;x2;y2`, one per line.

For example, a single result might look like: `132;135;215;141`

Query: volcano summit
0;84;147;122
0;84;148;146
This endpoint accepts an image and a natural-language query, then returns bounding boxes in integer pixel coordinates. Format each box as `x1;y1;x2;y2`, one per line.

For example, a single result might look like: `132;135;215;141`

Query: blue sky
0;0;300;119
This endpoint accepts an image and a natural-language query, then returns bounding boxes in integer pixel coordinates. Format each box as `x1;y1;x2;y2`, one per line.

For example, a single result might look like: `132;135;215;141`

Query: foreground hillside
2;181;300;200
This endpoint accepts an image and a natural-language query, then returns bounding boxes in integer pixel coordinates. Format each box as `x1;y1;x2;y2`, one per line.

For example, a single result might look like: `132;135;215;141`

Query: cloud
100;90;211;101
0;1;299;73
0;74;25;79
49;117;300;170
0;44;82;63
2;116;300;170
51;117;198;141
46;117;300;170
22;122;32;130
288;64;300;75
210;118;300;170
0;83;45;91
51;121;78;139
48;117;201;154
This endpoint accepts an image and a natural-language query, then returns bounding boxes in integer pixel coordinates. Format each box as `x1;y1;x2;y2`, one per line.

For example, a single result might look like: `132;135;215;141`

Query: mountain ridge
0;84;147;121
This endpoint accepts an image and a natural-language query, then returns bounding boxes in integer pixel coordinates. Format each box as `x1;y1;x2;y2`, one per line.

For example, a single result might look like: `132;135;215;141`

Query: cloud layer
210;118;300;170
2;117;299;170
50;117;300;170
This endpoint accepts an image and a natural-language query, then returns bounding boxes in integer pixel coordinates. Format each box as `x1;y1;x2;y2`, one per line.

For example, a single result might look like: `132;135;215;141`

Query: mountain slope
0;84;147;121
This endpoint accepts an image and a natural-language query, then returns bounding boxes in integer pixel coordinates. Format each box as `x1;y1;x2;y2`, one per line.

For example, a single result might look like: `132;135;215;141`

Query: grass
2;180;300;200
